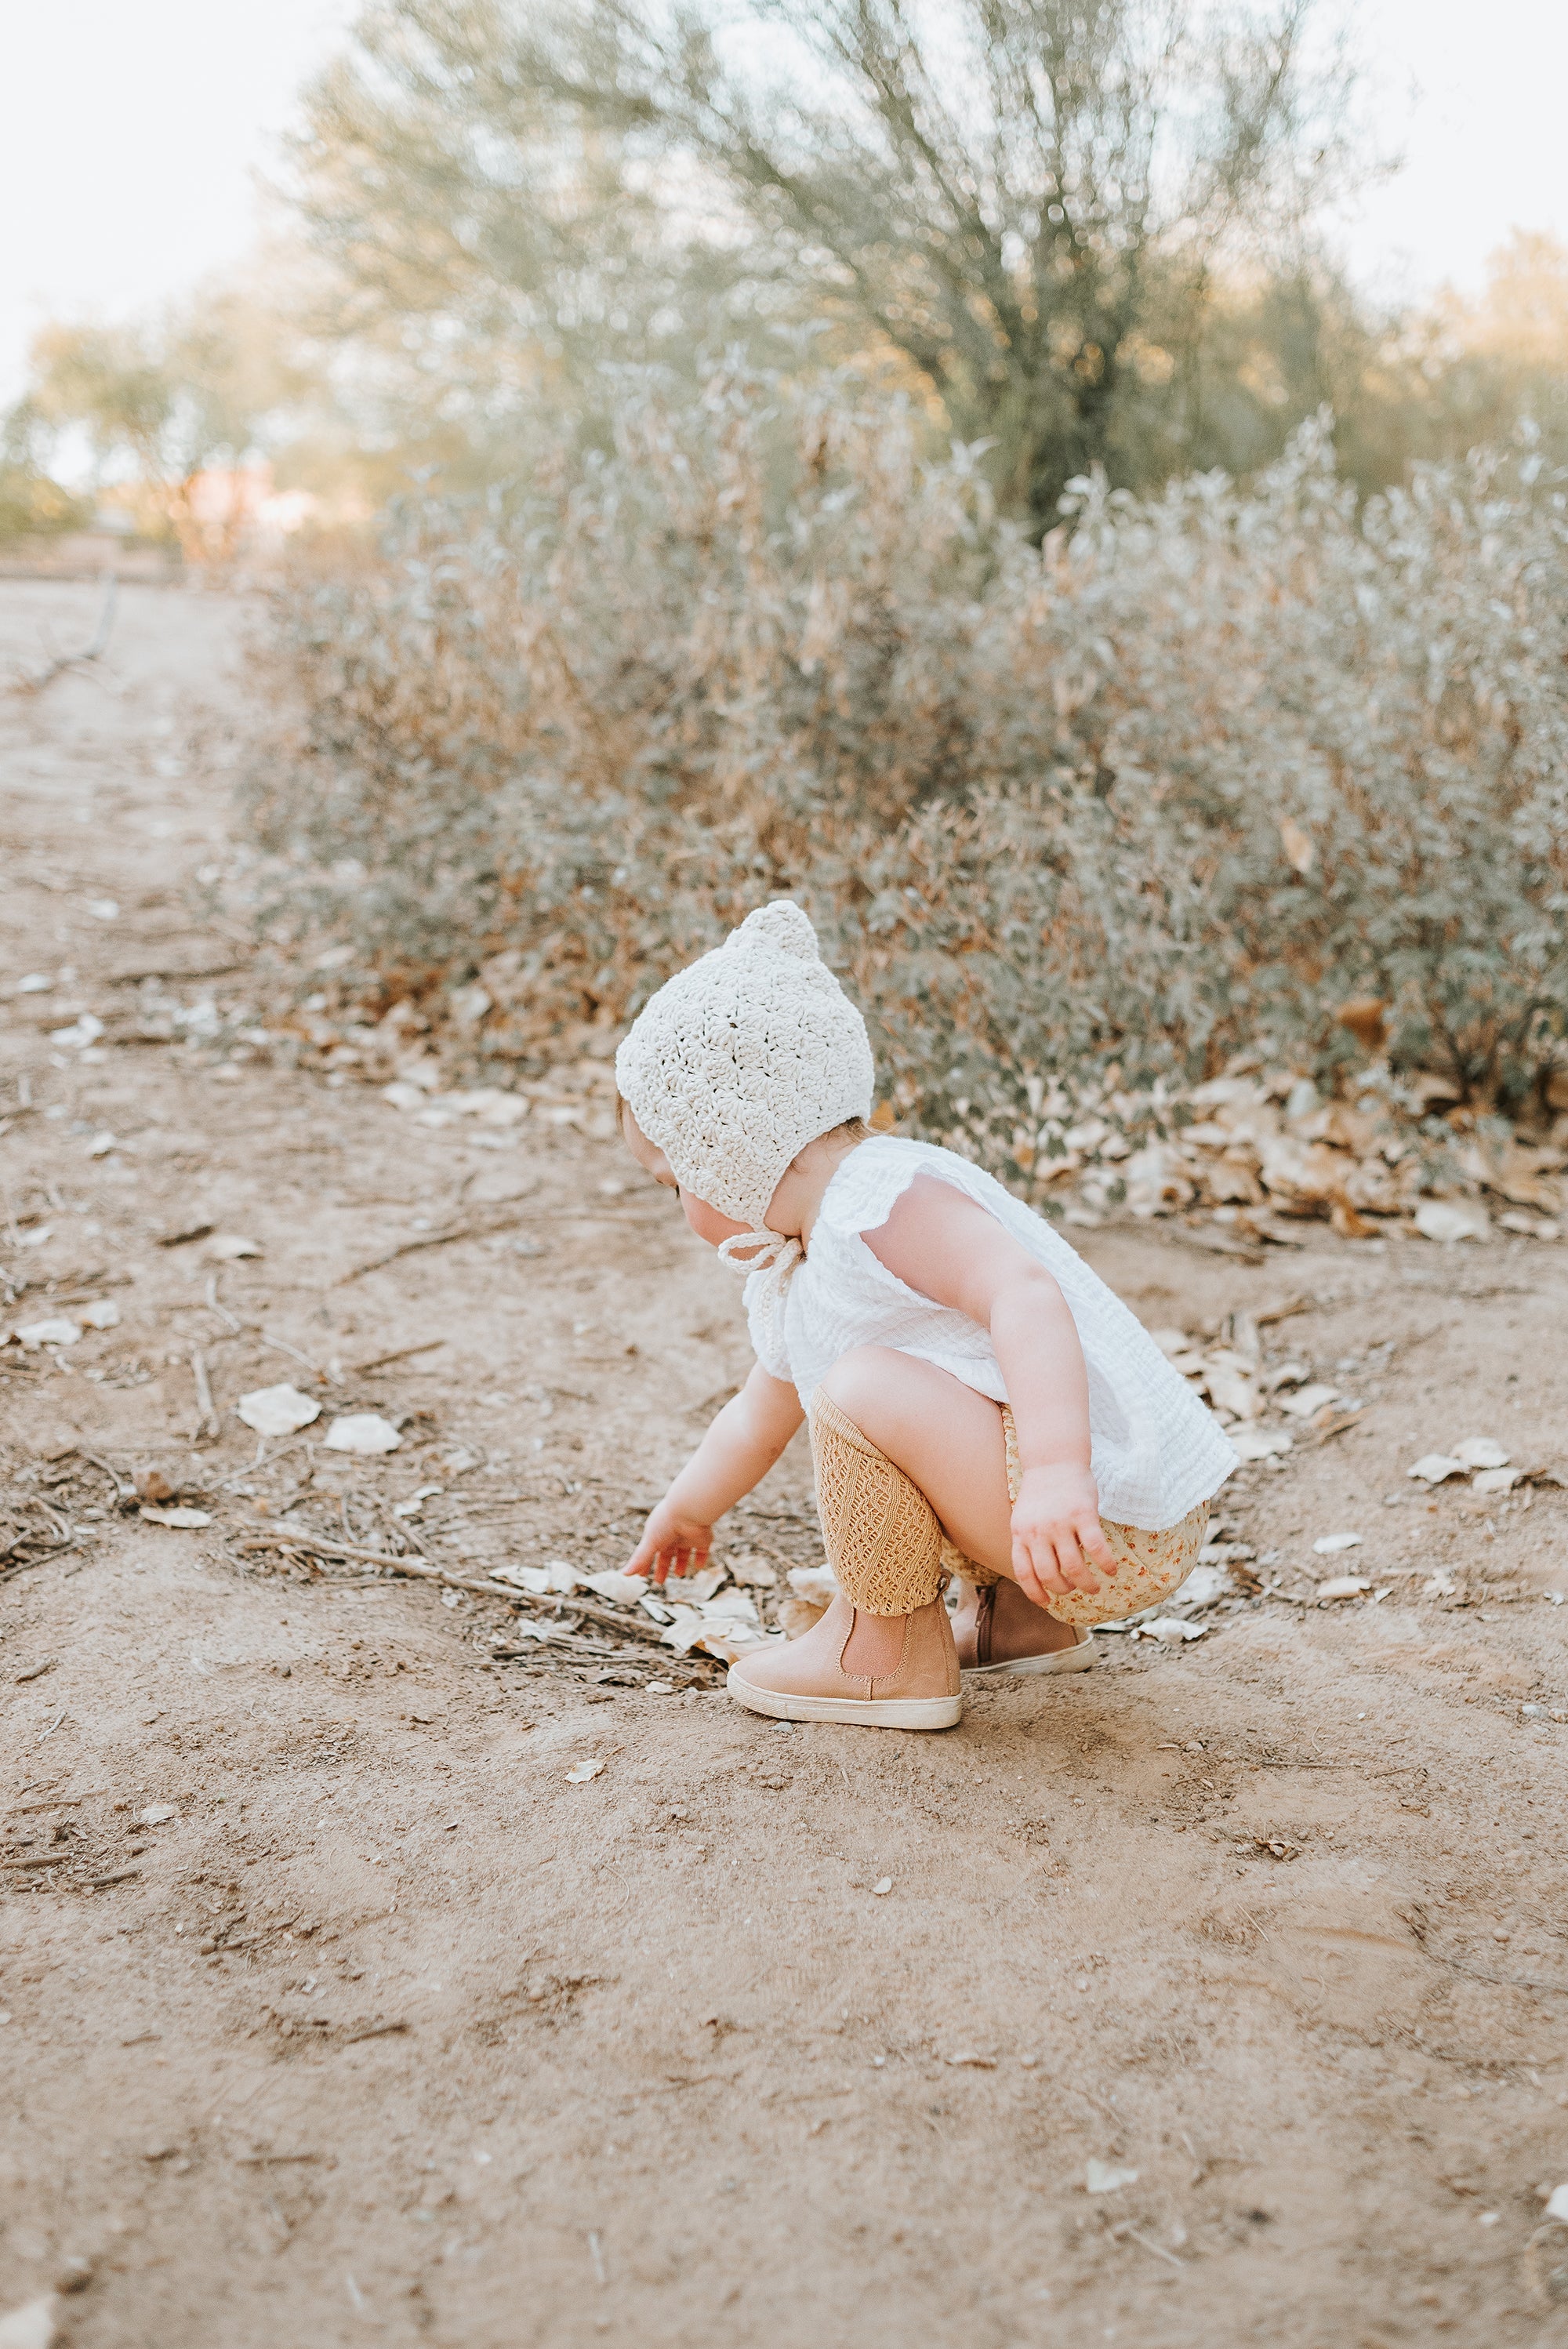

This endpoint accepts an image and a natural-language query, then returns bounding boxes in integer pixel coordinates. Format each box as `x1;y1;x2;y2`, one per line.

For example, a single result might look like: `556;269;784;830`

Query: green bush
240;371;1568;1179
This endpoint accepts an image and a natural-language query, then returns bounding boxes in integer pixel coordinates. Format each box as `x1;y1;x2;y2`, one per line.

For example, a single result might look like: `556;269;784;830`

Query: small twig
191;1349;220;1439
13;572;118;695
348;1339;448;1375
343;2019;411;2045
1112;2224;1186;2271
334;1211;535;1287
1298;1410;1366;1451
74;1447;134;1499
89;1870;142;1890
205;1273;243;1333
235;1533;670;1648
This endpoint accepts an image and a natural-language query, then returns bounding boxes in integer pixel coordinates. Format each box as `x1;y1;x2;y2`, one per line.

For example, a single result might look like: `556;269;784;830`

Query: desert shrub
240;370;1568;1180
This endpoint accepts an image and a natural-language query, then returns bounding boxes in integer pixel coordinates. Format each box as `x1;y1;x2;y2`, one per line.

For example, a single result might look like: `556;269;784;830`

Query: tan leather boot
728;1592;962;1729
951;1577;1097;1678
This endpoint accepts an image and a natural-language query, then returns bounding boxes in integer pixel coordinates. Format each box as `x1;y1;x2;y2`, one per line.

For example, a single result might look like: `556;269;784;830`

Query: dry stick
1298;1409;1366;1451
349;1340;448;1375
235;1534;670;1650
73;1447;134;1498
191;1349;220;1439
13;572;118;695
207;1273;335;1385
334;1211;535;1287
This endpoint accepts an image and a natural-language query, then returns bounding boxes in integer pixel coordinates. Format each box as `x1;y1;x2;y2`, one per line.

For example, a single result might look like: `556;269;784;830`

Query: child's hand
1010;1464;1116;1607
626;1501;715;1586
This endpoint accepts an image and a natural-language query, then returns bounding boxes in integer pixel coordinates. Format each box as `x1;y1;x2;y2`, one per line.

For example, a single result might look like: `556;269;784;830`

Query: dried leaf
1450;1437;1509;1470
13;1319;81;1349
237;1385;321;1437
1312;1532;1363;1554
1085;2160;1139;2195
1316;1575;1371;1601
564;1759;605;1783
1279;816;1315;873
206;1233;263;1261
1408;1453;1466;1485
138;1505;212;1529
1230;1427;1293;1461
1413;1200;1490;1245
323;1413;402;1455
0;2297;56;2349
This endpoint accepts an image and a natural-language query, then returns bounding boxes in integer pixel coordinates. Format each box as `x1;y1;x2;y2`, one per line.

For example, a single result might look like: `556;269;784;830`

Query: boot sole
724;1668;963;1730
964;1635;1097;1679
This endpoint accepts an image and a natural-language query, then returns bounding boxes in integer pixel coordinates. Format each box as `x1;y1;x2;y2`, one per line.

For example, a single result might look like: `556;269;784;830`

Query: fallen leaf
565;1759;605;1784
664;1563;727;1604
1413;1200;1490;1245
1277;1382;1340;1419
0;2296;56;2349
786;1565;840;1607
1085;2160;1139;2195
1316;1575;1371;1601
1279;816;1315;874
138;1505;212;1529
1335;998;1388;1052
49;1014;104;1050
324;1413;402;1456
1451;1437;1509;1470
206;1233;263;1261
16;974;52;993
583;1570;648;1607
13;1319;80;1349
1170;1563;1234;1608
237;1385;321;1438
1472;1466;1521;1495
137;1804;179;1826
1312;1532;1363;1555
76;1298;120;1329
645;1679;675;1694
1230;1427;1293;1462
1409;1453;1466;1485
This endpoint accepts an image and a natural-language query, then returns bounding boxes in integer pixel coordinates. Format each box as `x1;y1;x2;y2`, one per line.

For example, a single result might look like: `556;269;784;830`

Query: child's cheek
682;1194;747;1248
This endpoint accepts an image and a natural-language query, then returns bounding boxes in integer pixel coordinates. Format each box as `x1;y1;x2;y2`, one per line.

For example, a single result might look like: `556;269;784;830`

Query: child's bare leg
817;1346;1085;1664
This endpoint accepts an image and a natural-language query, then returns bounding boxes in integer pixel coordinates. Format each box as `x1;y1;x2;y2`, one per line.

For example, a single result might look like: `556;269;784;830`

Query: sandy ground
2;578;1568;2349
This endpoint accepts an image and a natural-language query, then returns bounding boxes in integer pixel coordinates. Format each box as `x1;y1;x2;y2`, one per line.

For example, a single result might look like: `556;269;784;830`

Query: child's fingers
1076;1514;1118;1575
1013;1531;1067;1604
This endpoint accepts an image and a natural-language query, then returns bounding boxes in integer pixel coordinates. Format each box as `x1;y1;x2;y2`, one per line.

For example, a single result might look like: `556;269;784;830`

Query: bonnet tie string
716;1229;802;1364
715;1229;802;1282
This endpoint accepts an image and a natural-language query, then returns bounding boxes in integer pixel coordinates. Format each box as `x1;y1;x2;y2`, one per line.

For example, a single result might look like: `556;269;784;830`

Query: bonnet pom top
725;899;822;963
615;899;875;1230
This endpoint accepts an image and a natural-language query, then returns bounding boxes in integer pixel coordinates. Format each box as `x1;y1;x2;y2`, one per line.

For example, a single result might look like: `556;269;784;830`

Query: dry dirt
3;579;1568;2349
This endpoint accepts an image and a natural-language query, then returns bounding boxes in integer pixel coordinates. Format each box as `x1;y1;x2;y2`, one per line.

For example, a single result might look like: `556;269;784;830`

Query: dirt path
3;579;1568;2349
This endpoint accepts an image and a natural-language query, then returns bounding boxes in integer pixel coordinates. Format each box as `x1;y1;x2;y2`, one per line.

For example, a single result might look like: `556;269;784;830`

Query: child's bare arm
626;1363;804;1583
862;1178;1116;1604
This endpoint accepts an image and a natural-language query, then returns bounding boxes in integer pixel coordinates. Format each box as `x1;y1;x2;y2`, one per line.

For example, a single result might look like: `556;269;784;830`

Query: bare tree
295;0;1363;520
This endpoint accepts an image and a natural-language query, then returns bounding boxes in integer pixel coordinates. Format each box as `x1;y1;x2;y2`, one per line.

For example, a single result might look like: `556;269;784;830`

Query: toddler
617;901;1236;1729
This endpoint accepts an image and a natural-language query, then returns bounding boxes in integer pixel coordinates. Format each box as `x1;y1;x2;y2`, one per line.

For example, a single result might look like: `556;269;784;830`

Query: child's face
620;1103;753;1250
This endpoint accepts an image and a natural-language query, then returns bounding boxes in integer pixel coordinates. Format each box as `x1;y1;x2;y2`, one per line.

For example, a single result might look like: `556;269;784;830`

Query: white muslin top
743;1135;1236;1532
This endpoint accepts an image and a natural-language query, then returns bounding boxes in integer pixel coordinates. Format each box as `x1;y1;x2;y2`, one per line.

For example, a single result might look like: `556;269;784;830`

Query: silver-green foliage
242;372;1568;1173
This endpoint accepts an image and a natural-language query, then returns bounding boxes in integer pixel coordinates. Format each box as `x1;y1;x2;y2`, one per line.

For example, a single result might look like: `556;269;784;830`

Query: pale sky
0;0;1564;409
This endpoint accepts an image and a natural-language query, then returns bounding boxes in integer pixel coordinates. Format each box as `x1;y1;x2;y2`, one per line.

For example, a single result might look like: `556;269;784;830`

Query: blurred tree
294;0;1370;523
0;398;93;542
27;289;309;557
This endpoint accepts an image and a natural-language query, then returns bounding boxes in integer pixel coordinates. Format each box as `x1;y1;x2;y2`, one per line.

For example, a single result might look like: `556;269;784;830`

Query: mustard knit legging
809;1390;1207;1626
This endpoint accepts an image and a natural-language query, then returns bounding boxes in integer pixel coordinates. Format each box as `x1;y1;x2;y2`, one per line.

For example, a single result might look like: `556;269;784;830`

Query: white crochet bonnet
615;901;875;1227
